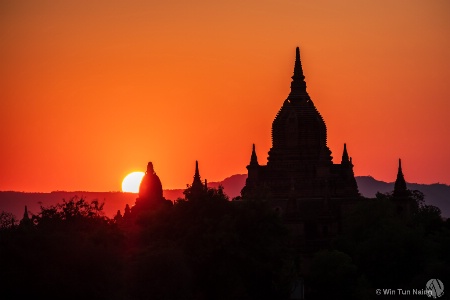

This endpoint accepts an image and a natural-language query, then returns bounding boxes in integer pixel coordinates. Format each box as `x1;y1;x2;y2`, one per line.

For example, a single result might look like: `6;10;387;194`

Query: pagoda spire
394;159;408;197
192;160;203;189
146;162;155;174
249;144;259;166
123;204;131;219
188;160;205;200
341;143;350;165
20;205;32;227
23;205;29;219
289;47;307;98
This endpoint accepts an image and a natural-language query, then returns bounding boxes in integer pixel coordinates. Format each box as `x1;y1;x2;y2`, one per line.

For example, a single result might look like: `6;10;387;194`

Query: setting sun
122;172;145;193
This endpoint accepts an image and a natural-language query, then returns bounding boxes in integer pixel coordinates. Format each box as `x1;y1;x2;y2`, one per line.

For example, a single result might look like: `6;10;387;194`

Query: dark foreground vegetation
1;188;449;300
310;191;450;299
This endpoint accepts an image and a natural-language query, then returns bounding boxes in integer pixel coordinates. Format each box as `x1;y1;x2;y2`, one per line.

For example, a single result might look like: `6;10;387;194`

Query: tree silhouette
0;197;125;299
125;187;293;299
332;191;450;297
1;187;448;299
0;210;16;230
307;250;358;299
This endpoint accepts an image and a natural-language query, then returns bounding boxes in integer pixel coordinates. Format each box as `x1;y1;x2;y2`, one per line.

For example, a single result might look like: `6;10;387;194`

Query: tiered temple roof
243;47;359;199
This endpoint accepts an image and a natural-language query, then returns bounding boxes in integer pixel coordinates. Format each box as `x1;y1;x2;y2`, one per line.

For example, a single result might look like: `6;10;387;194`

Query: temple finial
289;46;307;97
394;158;407;197
397;159;404;177
23;206;29;220
147;162;154;174
341;143;349;164
250;144;259;166
123;204;131;219
293;47;302;78
19;205;32;227
190;160;205;200
195;160;200;177
192;160;202;188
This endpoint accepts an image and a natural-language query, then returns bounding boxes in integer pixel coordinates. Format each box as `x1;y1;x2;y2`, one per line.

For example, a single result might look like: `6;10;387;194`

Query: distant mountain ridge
1;175;449;219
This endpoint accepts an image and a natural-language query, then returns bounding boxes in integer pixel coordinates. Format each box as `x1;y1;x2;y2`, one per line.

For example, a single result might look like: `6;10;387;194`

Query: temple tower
391;159;416;216
243;47;358;199
191;160;204;195
19;205;32;227
134;162;164;211
268;47;332;172
393;159;408;198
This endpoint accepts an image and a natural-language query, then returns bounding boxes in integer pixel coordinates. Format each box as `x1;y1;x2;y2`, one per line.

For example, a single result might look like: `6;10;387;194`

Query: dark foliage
128;187;293;300
1;188;448;299
328;191;450;299
0;210;17;229
0;191;293;300
0;197;125;299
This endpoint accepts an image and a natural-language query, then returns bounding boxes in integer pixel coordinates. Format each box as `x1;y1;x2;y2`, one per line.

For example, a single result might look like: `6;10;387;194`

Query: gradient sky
1;0;449;192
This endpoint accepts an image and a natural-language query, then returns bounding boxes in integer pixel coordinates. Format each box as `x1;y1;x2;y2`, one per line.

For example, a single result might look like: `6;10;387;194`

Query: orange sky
1;0;449;192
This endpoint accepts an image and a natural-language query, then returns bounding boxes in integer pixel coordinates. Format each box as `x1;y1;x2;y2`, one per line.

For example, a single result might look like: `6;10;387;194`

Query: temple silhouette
115;46;414;248
184;160;210;201
8;46;439;300
117;160;208;220
392;158;416;216
135;162;165;209
238;47;361;250
120;47;410;223
242;47;359;200
114;162;171;222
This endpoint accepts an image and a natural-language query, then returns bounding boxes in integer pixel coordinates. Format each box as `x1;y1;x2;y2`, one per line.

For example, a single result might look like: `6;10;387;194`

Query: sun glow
122;172;145;193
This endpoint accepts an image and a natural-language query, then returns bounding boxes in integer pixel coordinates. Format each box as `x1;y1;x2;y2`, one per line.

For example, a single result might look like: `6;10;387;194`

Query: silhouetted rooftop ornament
341;143;350;165
394;159;408;197
289;47;307;98
23;205;29;219
20;205;32;227
124;204;131;219
136;161;163;208
191;160;204;195
249;144;259;166
147;162;155;174
183;161;208;201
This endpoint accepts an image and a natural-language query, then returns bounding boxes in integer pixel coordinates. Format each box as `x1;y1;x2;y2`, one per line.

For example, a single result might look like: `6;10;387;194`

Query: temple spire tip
250;143;259;166
290;46;306;96
341;143;350;164
394;158;407;196
195;160;200;177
